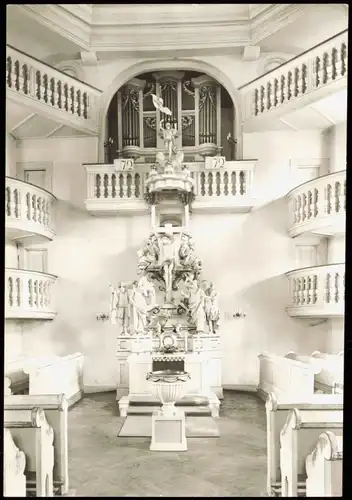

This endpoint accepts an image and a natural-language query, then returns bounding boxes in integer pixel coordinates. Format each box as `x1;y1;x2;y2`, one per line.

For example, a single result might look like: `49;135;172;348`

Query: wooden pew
280;406;343;497
4;406;55;497
4;394;69;496
311;351;344;394
5;357;30;394
23;352;84;407
258;352;319;401
4;428;27;497
265;392;343;497
306;431;343;497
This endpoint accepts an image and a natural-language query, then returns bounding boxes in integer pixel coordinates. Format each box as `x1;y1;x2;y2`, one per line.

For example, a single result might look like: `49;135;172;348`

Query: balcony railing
286;263;345;318
239;30;348;125
84;160;256;214
6;177;57;241
287;171;346;237
6;45;102;134
5;268;57;320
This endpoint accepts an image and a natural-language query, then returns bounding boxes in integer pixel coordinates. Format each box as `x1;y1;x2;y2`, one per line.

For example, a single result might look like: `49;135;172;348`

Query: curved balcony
287;171;346;238
5;268;57;320
239;30;348;130
84;160;256;215
286;263;345;318
6;45;102;135
6;177;57;243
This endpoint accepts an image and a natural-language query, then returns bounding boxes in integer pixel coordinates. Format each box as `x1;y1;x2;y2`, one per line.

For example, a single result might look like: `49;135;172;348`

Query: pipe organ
108;71;234;162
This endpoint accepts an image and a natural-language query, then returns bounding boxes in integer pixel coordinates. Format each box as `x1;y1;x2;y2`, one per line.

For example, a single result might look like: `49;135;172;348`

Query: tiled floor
68;390;267;497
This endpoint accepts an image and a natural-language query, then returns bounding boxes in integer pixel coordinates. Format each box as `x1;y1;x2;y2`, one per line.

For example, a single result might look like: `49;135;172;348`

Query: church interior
5;3;347;497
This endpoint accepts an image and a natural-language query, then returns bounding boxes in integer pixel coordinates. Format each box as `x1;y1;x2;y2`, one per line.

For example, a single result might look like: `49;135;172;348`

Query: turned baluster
315;57;321;88
260;85;265;113
76;89;82;117
208;172;214;197
223;171;229;196
134;173;141;198
254;89;259;116
334;273;340;304
325;184;332;215
313;188;319;218
43;282;48;307
32;195;37;222
273;78;279;107
296;278;302;305
302;193;307;221
301;63;307;94
123;173;129;198
63;84;69;111
201;171;208;196
45;200;51;227
340;43;347;76
294;67;300;97
324;273;331;304
15;278;21;307
239;171;246;195
46;281;52;306
48;77;55;106
36;197;42;224
36;71;41;100
83;92;88;119
287;71;293;100
28;279;34;308
7;188;15;217
6;56;12;87
342;180;346;211
219;171;226;196
312;275;318;304
22;64;29;94
14;189;21;219
331;47;338;80
95;174;101;199
14;60;20;91
39;282;44;308
118;173;124;198
307;190;313;219
70;86;75;114
8;277;14;307
280;75;286;103
334;182;341;213
266;81;272;110
322;52;329;84
306;276;312;304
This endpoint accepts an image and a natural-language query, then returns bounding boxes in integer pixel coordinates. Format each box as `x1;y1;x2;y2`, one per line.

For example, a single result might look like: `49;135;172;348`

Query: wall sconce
233;311;246;319
96;313;109;321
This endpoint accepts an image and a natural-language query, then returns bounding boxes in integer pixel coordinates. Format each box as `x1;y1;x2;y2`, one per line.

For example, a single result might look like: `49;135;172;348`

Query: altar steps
127;405;212;417
123;394;213;417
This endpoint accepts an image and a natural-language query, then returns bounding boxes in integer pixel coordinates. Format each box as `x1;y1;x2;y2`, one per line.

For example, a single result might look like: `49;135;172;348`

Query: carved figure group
178;232;202;274
137;234;159;273
181;277;220;334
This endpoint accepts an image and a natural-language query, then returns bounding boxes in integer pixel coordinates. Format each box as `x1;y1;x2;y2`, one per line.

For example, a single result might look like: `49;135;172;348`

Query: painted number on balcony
114;159;134;171
205;156;226;170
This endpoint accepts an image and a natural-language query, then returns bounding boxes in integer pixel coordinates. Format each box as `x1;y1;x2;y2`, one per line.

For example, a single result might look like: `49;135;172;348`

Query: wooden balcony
6;177;57;243
5;268;58;320
84;160;256;215
6;45;102;135
239;31;348;131
287;171;346;238
286;264;345;318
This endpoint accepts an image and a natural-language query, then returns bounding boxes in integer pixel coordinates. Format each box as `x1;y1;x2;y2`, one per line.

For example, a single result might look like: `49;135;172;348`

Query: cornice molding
251;4;310;45
90;23;251;51
12;4;317;55
19;4;91;51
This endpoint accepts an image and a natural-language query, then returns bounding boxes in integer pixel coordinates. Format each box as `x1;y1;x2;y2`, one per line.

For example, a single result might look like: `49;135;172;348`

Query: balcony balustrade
287;170;346;238
84;160;256;215
239;30;348;129
6;177;57;243
286;263;345;318
5;268;57;320
6;45;102;134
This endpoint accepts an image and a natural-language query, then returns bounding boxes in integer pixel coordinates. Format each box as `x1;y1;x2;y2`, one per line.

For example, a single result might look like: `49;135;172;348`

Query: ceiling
255;89;347;132
6;4;348;62
7;101;91;140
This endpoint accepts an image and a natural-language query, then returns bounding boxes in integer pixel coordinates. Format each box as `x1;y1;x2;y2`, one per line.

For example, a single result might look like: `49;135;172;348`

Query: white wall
5;320;23;362
5;239;18;268
324;122;347;173
6;133;17;177
12;129;331;389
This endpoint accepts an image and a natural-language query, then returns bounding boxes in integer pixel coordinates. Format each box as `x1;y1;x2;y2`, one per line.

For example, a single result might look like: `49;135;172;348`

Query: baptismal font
110;100;222;450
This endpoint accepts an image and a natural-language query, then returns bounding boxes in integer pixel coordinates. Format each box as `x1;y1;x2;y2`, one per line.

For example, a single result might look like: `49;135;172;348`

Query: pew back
4;394;69;495
4;407;55;497
265;392;343;496
4;428;27;497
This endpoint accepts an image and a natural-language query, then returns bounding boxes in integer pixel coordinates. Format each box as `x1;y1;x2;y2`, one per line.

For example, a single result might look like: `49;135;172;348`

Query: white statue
109;282;130;335
137;234;159;273
160;120;178;161
129;280;148;335
178;233;201;272
204;282;220;334
156;232;176;303
183;276;206;333
138;274;156;306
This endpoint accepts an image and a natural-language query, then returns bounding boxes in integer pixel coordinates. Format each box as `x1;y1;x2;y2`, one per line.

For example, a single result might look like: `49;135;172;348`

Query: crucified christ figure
156;233;176;303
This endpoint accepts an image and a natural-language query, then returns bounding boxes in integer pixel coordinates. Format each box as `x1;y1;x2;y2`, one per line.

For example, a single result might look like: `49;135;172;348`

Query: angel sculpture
109;282;131;335
160;120;178;162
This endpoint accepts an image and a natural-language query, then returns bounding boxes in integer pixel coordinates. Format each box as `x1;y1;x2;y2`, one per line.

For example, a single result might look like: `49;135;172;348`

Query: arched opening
99;61;242;163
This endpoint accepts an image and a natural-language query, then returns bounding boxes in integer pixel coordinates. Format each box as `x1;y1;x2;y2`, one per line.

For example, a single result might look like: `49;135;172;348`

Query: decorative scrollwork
144;116;157;131
181;115;194;130
199;85;216;110
178;190;195;206
122;88;139;112
143;82;155;99
183;80;195;97
160;80;177;92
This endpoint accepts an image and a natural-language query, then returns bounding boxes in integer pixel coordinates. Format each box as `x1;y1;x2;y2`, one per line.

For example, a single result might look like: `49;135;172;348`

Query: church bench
4;428;27;497
280;406;343;497
265;392;343;497
23;352;84;407
4;406;55;497
5;357;30;394
5;394;69;496
306;431;343;497
311;350;344;394
258;352;319;401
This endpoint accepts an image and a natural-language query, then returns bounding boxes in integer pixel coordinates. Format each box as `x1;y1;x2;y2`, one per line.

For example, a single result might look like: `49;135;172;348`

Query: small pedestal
150;409;187;451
